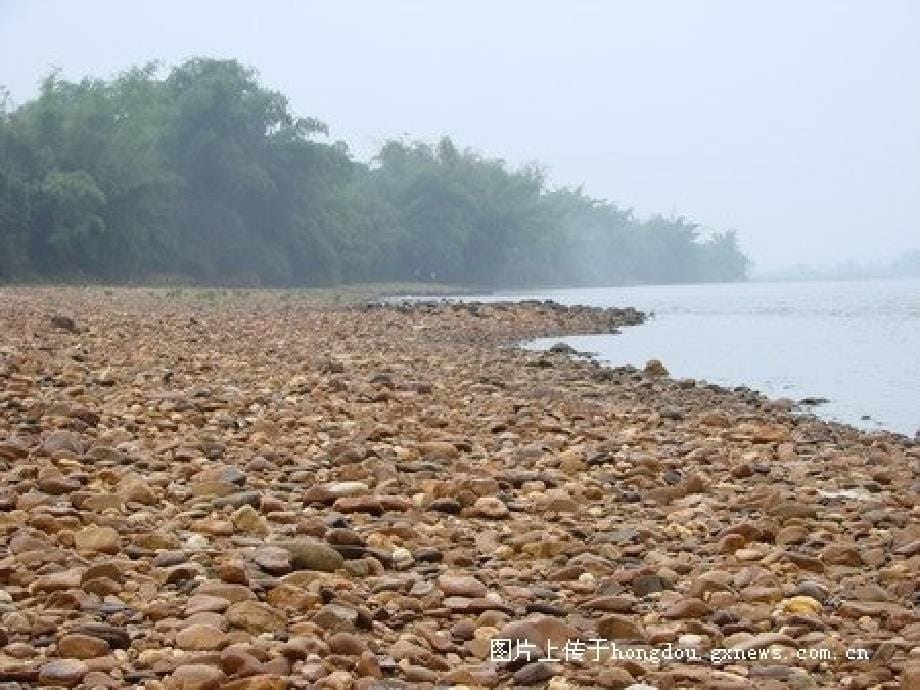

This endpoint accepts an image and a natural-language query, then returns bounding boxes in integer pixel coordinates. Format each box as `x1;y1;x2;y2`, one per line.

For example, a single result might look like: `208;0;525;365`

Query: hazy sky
2;1;918;270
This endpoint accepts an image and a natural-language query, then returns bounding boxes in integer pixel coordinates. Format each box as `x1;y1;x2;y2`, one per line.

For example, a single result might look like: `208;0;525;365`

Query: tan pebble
312;603;359;632
225;601;286;634
117;473;157;504
221;673;288;690
438;572;487;598
266;583;319;611
184;594;231;615
418;441;459;459
355;649;381;678
167;663;226;690
469;496;509;519
400;663;439;683
57;633;111;659
219;647;263;677
901;663;920;690
4;642;38;658
217;560;249;584
780;596;823;615
252;546;292;574
30;567;85;593
662;597;710;619
74;526;121;554
327;631;368;655
82;670;121;688
597;614;644;641
276;538;345;572
596;666;636;688
231;505;269;535
175;623;228;651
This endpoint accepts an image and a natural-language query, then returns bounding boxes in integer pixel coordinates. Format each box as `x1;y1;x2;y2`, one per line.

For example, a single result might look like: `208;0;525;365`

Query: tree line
0;59;749;287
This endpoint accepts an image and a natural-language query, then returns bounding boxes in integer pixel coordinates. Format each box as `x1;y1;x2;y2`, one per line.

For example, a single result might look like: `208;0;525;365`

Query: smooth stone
496;615;581;658
438;573;488;598
42;430;84;456
513;661;557;685
37;659;89;688
30;568;85;593
793;580;829;603
597;614;644;641
231;505;269;536
68;623;130;649
221;674;288;690
312;604;360;632
252;546;292;575
56;633;110;659
184;594;231;615
167;663;227;690
327;632;368;656
469;497;509;519
175;624;228;651
276;539;345;572
74;526;121;554
661;598;710;619
225;601;285;634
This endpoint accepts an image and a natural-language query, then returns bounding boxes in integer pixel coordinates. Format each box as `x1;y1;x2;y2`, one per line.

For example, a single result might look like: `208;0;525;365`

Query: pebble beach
0;288;917;690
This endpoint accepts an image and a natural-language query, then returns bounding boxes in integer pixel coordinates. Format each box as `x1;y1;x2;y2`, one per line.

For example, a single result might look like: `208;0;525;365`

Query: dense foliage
0;59;749;286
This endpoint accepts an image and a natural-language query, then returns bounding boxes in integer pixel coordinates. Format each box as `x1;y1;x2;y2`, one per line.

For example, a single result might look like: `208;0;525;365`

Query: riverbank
0;288;917;689
461;279;920;437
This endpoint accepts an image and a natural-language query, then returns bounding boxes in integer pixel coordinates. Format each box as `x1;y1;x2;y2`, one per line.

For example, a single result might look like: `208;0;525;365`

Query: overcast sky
1;0;917;271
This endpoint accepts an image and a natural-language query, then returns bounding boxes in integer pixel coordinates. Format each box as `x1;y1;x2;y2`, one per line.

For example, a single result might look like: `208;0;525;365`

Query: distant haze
2;0;918;272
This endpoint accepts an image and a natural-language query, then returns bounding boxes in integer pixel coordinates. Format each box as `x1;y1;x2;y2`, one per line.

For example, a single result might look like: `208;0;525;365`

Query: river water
476;279;920;437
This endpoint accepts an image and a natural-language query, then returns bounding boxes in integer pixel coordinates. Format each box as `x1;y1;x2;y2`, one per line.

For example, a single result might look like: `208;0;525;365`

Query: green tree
0;60;750;287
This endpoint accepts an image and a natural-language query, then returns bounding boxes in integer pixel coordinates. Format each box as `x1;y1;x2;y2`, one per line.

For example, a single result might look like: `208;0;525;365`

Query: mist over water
481;279;920;436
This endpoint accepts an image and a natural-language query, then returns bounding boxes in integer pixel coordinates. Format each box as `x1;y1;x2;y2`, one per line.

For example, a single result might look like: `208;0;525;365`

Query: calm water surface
477;279;920;437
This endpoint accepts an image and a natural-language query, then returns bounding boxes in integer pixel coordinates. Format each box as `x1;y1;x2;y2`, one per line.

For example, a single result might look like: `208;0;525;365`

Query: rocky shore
0;288;917;690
